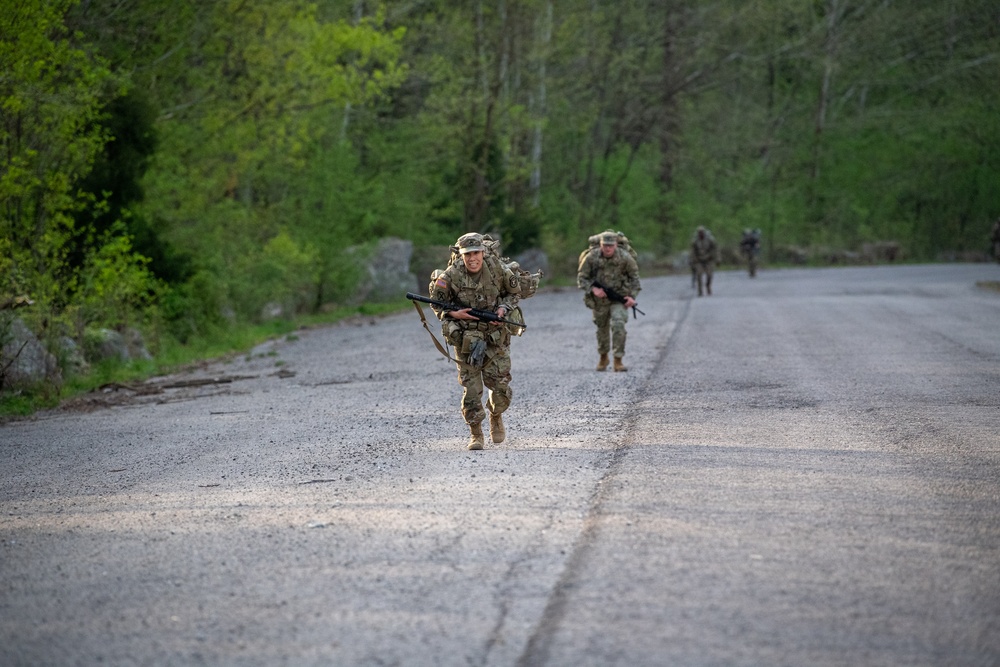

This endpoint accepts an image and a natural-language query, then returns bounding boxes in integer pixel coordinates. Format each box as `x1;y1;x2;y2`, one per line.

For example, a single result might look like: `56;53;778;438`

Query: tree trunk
579;9;622;233
529;0;551;208
810;0;843;219
465;0;498;231
339;2;365;142
658;4;679;193
656;2;681;246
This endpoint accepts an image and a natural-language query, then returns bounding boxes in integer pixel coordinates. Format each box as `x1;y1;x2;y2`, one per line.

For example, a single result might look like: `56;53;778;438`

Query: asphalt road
2;263;999;666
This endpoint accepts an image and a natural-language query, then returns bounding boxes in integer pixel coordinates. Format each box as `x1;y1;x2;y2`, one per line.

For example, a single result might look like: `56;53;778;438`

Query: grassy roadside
0;300;409;420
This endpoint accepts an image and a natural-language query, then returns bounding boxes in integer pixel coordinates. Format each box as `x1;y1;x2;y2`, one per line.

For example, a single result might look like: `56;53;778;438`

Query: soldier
992;217;1000;263
577;231;641;372
690;225;719;296
430;232;521;450
740;228;761;277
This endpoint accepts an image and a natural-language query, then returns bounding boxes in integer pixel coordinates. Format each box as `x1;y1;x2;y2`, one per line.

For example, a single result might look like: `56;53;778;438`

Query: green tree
0;0;124;334
82;0;408;318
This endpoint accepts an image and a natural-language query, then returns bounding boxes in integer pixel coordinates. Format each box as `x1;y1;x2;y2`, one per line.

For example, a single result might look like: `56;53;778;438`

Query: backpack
432;234;543;338
578;229;638;268
448;234;544;298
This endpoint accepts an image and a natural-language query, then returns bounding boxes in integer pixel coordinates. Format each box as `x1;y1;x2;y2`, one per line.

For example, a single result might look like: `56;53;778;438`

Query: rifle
405;293;526;330
591;280;645;319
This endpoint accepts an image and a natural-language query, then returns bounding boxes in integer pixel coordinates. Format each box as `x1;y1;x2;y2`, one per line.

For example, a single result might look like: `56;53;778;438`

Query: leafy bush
76;234;158;331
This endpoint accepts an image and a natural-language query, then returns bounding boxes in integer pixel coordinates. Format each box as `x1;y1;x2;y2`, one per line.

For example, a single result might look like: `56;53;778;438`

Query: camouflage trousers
456;346;512;425
693;261;715;294
592;300;629;358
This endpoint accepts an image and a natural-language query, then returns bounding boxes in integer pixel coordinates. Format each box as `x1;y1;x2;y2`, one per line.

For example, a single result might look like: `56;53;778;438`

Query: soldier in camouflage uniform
577;231;641;372
690;226;719;296
430;232;522;450
992;217;1000;263
740;228;761;277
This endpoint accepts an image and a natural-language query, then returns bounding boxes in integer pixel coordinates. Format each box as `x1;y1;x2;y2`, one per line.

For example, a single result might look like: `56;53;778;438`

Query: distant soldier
430;232;521;450
740;228;761;277
690;226;719;296
992;217;1000;263
577;230;641;372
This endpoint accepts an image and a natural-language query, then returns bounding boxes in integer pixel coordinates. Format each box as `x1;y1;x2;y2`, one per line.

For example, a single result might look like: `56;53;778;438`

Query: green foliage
1;0;120;310
75;233;159;331
229;230;317;320
70;88;158;270
137;2;407;244
158;269;229;344
0;392;51;418
5;0;1000;407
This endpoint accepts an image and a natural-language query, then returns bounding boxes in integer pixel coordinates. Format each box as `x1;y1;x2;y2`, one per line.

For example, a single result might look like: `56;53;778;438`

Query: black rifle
592;280;645;319
406;293;526;330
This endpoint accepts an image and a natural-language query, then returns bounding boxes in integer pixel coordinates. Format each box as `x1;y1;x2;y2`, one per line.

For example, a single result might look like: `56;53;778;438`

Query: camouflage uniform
992;218;1000;263
577;233;641;367
740;228;761;277
690;226;719;296
431;233;521;444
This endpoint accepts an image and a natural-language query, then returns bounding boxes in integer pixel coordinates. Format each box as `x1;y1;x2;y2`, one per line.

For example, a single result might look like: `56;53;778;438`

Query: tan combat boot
468;422;485;450
596;353;610;371
613;357;628;372
489;413;505;444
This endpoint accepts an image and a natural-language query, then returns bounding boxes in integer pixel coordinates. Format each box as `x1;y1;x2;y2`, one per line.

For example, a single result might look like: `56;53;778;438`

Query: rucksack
578;229;638;268
448;234;544;298
425;234;542;339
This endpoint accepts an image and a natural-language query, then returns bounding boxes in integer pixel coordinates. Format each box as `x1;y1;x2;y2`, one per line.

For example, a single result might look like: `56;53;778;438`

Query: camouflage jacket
430;256;521;330
577;247;641;298
690;234;719;265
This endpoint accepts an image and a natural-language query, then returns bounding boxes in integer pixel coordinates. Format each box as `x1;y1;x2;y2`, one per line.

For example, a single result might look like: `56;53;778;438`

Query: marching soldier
740;228;761;277
690;226;719;296
577;231;641;372
991;217;1000;263
430;233;521;450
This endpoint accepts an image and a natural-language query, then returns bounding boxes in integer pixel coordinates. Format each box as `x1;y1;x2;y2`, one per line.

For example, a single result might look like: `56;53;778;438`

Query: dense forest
2;0;999;395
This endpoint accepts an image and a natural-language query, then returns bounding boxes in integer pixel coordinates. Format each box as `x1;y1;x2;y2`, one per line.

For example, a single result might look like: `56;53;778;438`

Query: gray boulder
125;328;153;361
85;328;129;363
1;317;62;390
514;248;549;278
358;237;419;302
410;245;453;293
57;336;90;376
84;327;153;364
861;241;902;263
260;302;287;321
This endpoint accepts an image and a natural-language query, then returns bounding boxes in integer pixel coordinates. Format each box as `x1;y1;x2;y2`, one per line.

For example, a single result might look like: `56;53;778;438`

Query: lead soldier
430;233;521;450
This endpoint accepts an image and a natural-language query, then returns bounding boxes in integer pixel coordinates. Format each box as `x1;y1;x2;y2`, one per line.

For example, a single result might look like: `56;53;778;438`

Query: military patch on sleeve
435;277;448;288
509;275;518;288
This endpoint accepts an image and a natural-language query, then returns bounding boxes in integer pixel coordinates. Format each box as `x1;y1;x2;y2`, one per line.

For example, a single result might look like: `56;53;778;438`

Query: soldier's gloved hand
469;339;487;368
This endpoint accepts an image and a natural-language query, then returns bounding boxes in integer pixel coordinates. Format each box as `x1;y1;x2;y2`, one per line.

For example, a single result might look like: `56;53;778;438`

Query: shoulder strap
409;300;478;371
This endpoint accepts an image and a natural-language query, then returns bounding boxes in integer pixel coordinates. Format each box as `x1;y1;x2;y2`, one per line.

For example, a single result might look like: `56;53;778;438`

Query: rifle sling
410;300;479;372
